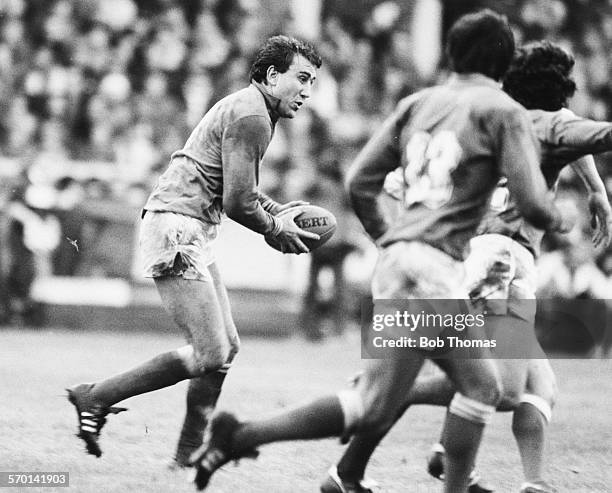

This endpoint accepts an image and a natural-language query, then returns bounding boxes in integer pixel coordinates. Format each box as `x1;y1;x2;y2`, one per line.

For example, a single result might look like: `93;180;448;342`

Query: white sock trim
449;393;495;425
520;393;552;423
431;442;445;454
337;389;364;433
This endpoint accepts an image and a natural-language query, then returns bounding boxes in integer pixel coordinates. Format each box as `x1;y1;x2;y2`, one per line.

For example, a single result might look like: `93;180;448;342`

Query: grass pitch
1;327;610;492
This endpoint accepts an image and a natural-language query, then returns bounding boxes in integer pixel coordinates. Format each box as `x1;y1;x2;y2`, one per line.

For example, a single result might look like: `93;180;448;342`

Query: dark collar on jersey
447;73;501;90
251;81;281;124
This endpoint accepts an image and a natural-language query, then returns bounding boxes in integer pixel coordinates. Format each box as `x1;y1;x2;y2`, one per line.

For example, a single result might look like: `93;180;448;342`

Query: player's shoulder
391;87;435;122
477;86;525;116
477;91;533;132
214;85;269;122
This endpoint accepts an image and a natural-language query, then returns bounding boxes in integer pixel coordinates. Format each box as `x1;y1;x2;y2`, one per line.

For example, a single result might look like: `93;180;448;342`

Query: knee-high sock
175;366;229;463
512;395;551;482
91;351;191;406
443;395;494;493
443;413;485;493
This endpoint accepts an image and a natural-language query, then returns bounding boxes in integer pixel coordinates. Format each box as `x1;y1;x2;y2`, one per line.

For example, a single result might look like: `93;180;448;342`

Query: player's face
271;54;317;118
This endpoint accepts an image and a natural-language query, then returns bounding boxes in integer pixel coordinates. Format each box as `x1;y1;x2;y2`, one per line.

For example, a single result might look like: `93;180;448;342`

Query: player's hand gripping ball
266;205;337;252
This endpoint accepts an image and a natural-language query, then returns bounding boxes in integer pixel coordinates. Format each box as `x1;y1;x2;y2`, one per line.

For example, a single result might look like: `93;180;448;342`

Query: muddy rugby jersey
348;73;546;260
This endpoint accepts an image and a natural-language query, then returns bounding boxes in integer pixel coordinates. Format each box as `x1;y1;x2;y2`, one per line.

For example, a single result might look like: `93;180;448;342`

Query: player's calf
173;363;231;468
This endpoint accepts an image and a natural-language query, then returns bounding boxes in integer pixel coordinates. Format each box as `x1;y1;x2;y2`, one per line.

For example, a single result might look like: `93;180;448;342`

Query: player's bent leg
67;276;231;457
333;366;455;486
156;276;235;374
173;264;240;468
514;359;557;491
191;358;424;490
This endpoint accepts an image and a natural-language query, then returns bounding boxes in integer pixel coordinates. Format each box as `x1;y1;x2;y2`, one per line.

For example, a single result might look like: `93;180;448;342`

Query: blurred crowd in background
0;0;611;353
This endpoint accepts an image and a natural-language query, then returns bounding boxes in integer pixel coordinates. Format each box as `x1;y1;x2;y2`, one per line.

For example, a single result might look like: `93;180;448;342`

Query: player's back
378;74;536;260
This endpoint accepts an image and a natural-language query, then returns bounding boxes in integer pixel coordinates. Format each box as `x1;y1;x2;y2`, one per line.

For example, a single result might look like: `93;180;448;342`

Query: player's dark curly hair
249;35;322;83
446;9;515;81
503;41;577;111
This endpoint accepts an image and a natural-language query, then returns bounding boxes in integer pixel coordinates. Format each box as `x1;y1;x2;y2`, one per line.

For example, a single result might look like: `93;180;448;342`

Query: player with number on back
190;10;571;493
323;40;612;493
65;35;322;466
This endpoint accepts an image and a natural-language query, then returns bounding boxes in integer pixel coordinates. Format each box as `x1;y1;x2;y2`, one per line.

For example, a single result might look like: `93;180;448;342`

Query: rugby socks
512;394;552;483
90;350;191;406
444;394;494;493
231;395;345;453
336;430;386;483
442;413;485;493
174;365;230;465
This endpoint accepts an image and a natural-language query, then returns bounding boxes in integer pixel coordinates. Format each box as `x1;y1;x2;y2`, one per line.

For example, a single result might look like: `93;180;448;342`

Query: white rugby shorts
463;233;537;322
140;211;218;282
372;241;466;299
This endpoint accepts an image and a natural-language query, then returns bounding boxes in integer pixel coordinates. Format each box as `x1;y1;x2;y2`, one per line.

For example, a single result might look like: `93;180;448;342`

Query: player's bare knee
227;333;240;361
462;376;502;407
548;376;558;408
177;344;230;376
336;389;369;439
499;386;523;409
200;345;231;373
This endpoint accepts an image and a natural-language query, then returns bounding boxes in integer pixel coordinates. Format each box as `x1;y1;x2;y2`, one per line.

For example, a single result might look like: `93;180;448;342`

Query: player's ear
266;65;278;86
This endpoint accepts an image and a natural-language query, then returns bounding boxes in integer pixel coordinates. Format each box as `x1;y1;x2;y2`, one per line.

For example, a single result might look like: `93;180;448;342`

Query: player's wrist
270;215;283;236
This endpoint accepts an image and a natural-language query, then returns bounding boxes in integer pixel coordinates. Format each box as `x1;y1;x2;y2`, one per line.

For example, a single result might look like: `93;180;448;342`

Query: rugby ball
266;205;337;252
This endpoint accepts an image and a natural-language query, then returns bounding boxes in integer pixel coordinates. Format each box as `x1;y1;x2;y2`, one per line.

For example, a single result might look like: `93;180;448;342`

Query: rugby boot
190;412;258;490
66;383;127;457
320;465;378;493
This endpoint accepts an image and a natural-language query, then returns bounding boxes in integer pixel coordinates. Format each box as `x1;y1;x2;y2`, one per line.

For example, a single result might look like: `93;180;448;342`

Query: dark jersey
347;74;545;260
144;84;282;235
479;108;612;256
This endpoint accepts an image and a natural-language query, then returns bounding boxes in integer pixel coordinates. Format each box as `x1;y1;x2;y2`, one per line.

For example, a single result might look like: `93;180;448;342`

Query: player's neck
251;81;282;122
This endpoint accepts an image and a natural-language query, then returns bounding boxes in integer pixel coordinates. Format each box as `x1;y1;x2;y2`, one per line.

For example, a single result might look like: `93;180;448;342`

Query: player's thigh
495;358;529;409
525;358;557;405
155;276;228;358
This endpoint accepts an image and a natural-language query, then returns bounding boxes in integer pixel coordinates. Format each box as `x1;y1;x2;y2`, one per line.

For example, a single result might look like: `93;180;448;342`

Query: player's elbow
224;197;249;222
